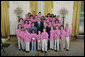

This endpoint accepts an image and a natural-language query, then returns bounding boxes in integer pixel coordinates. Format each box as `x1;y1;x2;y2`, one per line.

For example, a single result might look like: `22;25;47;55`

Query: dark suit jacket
35;21;43;33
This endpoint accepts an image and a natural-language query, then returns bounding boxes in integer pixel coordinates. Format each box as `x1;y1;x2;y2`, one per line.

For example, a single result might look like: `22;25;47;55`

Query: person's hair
21;27;24;31
47;13;50;15
60;25;63;28
50;14;54;17
24;20;29;24
28;13;30;14
38;12;41;13
55;19;59;23
47;13;51;17
17;24;22;29
54;15;56;17
43;18;46;20
33;11;35;12
19;18;23;22
30;15;33;17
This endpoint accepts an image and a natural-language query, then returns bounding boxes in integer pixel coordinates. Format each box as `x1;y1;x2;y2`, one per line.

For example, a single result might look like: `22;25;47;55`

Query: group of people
16;11;71;53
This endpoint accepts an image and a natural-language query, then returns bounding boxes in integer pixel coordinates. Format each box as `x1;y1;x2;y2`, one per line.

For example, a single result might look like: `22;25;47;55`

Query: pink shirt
46;19;49;24
18;21;24;26
31;19;37;23
53;23;61;28
47;24;52;28
37;15;42;19
60;29;66;40
31;33;37;42
52;21;55;26
16;29;21;37
54;30;60;39
24;32;31;42
20;31;25;41
41;32;48;41
64;28;71;37
47;17;52;21
37;34;42;44
50;30;55;41
33;14;36;18
24;24;31;31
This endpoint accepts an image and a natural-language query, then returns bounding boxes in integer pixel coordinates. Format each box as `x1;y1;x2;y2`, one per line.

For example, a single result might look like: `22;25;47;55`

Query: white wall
52;1;73;29
9;1;30;35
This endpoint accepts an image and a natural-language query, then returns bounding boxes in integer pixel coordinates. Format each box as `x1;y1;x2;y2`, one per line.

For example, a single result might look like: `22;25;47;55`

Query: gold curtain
44;1;53;16
72;1;81;36
30;1;38;15
1;1;10;37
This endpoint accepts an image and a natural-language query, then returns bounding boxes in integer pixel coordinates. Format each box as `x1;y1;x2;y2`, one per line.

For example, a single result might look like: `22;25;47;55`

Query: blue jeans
31;41;36;51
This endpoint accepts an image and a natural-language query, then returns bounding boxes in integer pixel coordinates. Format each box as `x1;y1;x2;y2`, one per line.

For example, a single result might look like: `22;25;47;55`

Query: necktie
38;22;40;27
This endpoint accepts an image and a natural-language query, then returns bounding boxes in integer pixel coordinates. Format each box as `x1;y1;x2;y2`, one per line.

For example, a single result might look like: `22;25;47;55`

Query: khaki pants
60;39;64;51
26;42;30;51
54;39;59;51
65;37;70;50
21;40;25;50
42;39;47;51
18;37;21;49
50;41;54;49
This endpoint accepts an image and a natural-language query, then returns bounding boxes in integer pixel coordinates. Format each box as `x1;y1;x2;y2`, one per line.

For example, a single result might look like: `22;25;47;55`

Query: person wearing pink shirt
41;28;49;53
54;25;60;51
37;31;42;51
59;25;66;51
24;28;31;52
41;16;45;22
53;20;61;29
31;30;37;51
55;15;62;25
20;27;25;51
37;12;42;20
50;26;55;50
31;16;38;23
47;21;52;28
52;17;56;26
30;15;33;21
46;13;52;21
64;23;71;51
18;18;24;26
16;24;22;50
23;14;29;21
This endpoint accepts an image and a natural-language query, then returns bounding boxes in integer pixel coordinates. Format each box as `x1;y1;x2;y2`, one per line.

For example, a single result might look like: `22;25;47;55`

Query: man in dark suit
35;17;43;34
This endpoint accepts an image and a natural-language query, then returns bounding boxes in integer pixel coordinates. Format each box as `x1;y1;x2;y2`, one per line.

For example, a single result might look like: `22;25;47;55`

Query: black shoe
26;51;29;53
23;50;25;52
66;49;69;51
42;51;44;53
54;50;56;51
45;51;47;53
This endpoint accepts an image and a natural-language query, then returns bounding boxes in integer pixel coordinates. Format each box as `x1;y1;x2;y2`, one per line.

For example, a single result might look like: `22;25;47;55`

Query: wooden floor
1;36;84;56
